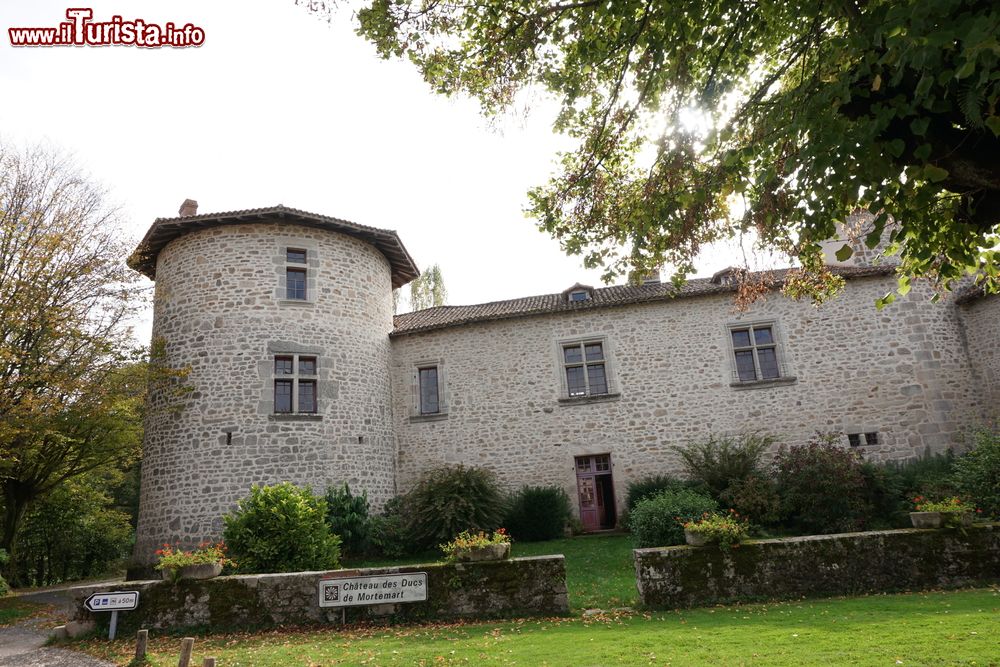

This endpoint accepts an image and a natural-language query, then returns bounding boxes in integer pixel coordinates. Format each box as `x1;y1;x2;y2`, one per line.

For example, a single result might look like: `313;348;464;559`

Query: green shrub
324;482;370;558
504;486;572;541
629;488;717;548
773;435;871;534
368;496;410;559
883;447;959;500
13;473;133;587
679;432;774;499
859;461;906;528
953;429;1000;518
223;483;341;574
625;475;688;513
719;473;781;525
404;465;506;550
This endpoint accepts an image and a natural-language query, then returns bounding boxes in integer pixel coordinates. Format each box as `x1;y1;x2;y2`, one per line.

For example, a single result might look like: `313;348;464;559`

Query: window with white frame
273;354;318;413
729;323;782;382
561;340;609;397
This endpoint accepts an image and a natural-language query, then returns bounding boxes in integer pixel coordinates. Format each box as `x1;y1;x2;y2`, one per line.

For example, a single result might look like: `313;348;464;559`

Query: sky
1;0;750;341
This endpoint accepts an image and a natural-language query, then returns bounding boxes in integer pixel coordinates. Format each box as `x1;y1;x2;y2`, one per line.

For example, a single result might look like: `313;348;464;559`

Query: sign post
319;572;427;609
84;591;139;640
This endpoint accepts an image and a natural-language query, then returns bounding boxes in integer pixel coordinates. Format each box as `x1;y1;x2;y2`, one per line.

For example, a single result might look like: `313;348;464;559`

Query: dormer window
562;283;594;304
711;267;738;285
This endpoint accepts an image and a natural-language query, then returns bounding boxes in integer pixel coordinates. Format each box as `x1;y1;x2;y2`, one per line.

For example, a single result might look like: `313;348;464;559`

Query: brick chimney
178;199;198;217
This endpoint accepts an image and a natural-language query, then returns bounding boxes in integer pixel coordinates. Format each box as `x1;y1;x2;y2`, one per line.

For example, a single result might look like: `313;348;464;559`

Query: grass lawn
0;597;47;626
76;587;1000;666
345;533;636;611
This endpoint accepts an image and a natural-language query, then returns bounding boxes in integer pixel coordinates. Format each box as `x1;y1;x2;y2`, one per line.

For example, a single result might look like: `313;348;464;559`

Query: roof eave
128;206;420;288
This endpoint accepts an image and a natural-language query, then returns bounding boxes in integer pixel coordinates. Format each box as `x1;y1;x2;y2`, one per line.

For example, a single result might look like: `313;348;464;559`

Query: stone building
130;202;998;559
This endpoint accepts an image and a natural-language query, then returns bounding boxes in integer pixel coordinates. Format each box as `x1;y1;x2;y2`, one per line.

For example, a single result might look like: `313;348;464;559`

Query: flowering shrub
912;496;975;513
154;542;235;581
912;496;978;527
439;529;510;560
682;511;750;550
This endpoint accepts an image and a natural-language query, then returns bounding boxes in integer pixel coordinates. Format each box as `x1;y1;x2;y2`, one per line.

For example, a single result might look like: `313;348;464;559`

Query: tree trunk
1;481;35;587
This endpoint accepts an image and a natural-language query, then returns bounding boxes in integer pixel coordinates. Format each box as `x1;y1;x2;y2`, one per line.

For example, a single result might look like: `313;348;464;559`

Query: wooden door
575;454;614;531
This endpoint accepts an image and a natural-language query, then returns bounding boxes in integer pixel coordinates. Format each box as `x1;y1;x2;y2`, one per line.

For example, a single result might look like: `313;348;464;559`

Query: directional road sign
84;591;139;612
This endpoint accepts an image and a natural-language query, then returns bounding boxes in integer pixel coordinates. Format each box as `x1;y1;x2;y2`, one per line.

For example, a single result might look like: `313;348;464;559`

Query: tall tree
352;0;1000;304
409;263;448;311
0;143;148;572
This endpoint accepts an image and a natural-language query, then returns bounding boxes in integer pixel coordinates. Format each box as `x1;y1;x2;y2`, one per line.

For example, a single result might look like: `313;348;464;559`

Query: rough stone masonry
129;204;999;562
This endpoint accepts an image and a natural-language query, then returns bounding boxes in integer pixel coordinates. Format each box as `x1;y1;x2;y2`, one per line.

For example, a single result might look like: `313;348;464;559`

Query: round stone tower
129;203;418;563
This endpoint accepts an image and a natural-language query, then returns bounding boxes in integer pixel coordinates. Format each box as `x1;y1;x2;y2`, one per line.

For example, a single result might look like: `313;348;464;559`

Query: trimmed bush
625;475;688;513
325;482;370;558
773;435;870;534
223;483;341;574
404;465;506;549
953;428;1000;518
505;486;572;541
630;488;717;548
679;432;774;498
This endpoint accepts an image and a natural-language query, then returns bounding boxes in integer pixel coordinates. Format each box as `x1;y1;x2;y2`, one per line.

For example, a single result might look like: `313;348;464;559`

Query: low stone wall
635;524;1000;609
72;556;568;634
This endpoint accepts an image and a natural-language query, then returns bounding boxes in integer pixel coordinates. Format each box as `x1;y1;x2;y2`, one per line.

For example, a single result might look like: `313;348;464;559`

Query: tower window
286;268;307;300
273;354;318;414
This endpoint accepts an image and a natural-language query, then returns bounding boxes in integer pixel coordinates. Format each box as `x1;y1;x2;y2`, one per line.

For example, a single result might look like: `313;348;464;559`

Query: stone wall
73;557;568;634
635;524;1000;609
134;222;397;563
959;294;1000;418
390;276;987;519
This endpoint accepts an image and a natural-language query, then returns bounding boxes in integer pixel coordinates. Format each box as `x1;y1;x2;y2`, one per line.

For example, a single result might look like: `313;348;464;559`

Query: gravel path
0;647;116;667
0;585;116;667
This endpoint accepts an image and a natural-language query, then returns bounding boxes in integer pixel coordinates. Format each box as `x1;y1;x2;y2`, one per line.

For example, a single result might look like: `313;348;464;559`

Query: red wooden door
575;454;614;531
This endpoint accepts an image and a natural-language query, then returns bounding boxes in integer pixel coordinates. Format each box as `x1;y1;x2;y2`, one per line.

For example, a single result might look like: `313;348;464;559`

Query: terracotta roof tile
130;204;420;289
391;265;895;336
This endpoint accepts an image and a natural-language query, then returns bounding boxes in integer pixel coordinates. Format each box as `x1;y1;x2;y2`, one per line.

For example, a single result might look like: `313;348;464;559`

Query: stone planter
454;542;511;562
162;562;223;581
909;511;942;529
942;511;975;527
684;529;709;547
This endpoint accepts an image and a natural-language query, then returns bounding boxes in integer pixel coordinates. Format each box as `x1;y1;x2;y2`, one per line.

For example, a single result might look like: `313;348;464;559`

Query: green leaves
923;164;950;182
835;244;854;262
352;0;1000;304
986;116;1000;138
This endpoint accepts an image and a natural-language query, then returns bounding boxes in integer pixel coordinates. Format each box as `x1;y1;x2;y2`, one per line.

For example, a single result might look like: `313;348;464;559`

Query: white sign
84;591;139;612
319;573;427;608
